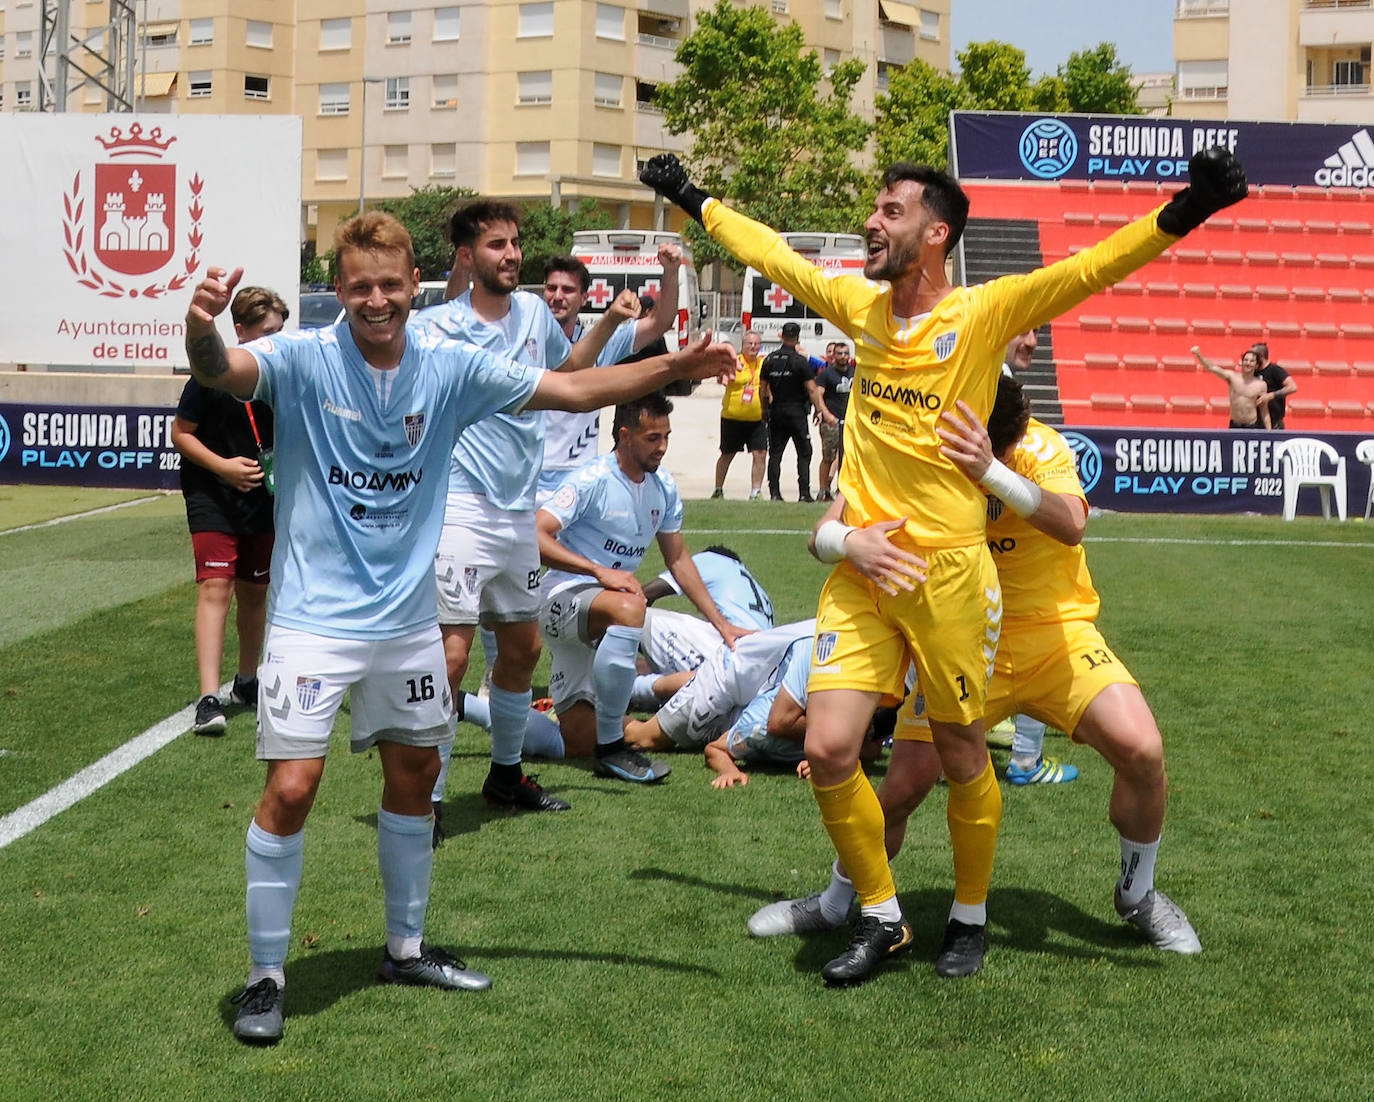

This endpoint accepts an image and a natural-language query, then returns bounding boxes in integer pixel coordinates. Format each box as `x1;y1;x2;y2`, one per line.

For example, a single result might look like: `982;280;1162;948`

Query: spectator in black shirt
171;285;284;735
1252;342;1297;430
762;321;824;501
813;341;854;501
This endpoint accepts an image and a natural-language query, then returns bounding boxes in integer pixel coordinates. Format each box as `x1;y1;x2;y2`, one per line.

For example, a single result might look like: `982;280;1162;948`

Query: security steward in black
761;321;822;502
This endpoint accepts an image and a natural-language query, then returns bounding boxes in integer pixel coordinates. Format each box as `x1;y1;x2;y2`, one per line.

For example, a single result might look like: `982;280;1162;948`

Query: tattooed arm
185;265;261;399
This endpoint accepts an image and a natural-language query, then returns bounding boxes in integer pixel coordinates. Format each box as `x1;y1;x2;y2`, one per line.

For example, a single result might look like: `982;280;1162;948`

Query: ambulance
571;230;701;349
740;233;865;351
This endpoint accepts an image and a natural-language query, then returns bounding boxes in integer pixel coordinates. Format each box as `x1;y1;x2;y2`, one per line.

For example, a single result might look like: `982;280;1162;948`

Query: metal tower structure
38;0;137;112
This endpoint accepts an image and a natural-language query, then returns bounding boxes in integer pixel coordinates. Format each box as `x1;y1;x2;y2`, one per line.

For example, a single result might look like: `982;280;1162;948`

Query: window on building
595;4;624;40
245;20;272;49
189;18;213;46
825;0;841;17
823;48;839;71
770;0;788;14
317;149;348;181
385;76;410;109
431;143;456;178
383;144;408;177
1176;59;1228;100
516;141;550;175
17;81;32;107
1333;59;1367;87
319;83;350;115
593;143;621;177
387;11;412;44
16;31;33;58
244;74;270;100
141;23;177;48
320;18;351;50
594;71;622;107
188;70;212;97
434;7;460;41
919;8;939;40
432;73;458;108
636;79;659;111
0;41;6;60
518;70;553;105
519;2;554;38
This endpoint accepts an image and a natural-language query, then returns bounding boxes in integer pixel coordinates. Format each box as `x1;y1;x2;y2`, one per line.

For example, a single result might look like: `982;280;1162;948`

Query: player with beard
538;248;682;503
640;149;1246;984
416;201;640;820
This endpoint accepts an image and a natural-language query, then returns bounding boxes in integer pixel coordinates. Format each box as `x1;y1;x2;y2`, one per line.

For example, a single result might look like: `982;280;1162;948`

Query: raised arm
561;289;640;372
633;244;682;352
184;266;261;399
1191;345;1232;382
526;331;734;412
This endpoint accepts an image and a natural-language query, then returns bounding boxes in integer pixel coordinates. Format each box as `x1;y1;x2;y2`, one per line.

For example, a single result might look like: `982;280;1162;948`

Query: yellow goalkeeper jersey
986;418;1100;624
703;200;1176;547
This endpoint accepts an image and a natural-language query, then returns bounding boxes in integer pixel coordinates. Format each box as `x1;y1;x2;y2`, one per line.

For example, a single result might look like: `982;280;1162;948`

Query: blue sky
949;0;1177;77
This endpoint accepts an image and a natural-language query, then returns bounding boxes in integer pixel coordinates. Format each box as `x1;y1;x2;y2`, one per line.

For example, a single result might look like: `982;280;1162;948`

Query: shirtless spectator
1192;345;1269;429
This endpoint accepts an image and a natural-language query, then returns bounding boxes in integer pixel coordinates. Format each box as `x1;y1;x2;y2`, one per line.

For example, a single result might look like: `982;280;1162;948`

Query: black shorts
720;416;767;454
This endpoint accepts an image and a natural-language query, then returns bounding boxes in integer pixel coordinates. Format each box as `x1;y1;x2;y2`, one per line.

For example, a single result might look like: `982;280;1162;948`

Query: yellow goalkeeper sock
947;755;1002;908
812;766;895;908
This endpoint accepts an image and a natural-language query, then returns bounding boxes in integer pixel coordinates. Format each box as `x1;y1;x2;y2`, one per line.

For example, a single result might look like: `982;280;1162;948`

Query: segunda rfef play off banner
0;114;300;368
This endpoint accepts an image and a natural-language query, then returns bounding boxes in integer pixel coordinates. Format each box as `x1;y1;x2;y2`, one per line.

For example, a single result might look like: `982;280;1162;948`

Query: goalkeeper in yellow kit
641;149;1245;985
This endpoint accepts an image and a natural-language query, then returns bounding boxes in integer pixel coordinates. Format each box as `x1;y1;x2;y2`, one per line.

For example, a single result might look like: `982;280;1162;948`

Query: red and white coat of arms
62;123;204;298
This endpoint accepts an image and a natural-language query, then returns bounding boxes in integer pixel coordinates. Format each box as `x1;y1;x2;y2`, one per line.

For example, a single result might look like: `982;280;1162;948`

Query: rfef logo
1019;118;1078;179
0;413;10;464
62;123;204;299
1061;430;1103;493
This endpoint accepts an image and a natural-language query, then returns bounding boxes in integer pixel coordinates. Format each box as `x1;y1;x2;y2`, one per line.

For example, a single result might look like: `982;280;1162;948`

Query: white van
741;232;865;351
571;230;701;350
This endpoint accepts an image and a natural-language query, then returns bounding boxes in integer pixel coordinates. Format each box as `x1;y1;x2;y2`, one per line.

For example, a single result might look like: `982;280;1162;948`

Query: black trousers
767;406;812;498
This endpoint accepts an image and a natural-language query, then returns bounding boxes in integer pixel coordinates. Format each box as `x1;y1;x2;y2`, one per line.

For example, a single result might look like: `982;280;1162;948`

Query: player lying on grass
184;211;736;1045
749;373;1201;977
642;145;1243;986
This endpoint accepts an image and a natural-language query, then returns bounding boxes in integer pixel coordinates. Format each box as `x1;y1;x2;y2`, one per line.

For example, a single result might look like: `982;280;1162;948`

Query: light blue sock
523;707;565;759
479;627;498;678
1011;713;1047;765
431;728;455;803
594;624;642;746
488;685;531;767
245;821;304;986
378;808;433;961
461;692;492;731
629;674;661;712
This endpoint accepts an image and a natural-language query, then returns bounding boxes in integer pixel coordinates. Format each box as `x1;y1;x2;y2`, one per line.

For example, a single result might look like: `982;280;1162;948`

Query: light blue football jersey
654;550;774;630
539;452;682;593
414;290;571;511
539;320;639;489
246;320;541;640
726;632;813;765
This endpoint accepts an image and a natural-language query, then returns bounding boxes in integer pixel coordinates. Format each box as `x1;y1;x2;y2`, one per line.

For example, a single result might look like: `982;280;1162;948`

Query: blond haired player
642;149;1243;984
752;374;1201;974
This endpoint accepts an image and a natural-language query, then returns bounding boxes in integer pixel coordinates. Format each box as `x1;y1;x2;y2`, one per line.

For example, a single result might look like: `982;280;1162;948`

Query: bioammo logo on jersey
858;378;941;410
328;465;423;492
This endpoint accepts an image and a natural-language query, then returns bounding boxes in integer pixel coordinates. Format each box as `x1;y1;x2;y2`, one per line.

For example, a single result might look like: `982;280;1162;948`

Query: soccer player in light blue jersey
538;247;683;504
704;634;814;788
536;393;753;782
415;200;642;819
183;212;735;1045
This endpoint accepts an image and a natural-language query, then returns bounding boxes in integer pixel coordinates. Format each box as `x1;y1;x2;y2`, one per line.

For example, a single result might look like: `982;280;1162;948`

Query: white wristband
979;459;1042;518
813;519;855;564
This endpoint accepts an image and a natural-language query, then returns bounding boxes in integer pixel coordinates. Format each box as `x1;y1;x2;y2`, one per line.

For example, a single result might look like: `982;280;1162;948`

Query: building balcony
1175;1;1229;17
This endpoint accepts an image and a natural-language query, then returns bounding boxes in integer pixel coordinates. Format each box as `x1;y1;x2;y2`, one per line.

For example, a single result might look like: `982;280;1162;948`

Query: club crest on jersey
986;495;1004;523
650;507;661;526
296;676;322;711
815;631;838;665
524;338;539;362
933;331;958;361
463;566;479;594
404;412;425;447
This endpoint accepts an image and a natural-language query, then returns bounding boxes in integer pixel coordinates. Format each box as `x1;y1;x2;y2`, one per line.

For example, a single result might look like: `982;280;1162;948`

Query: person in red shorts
171;285;285;734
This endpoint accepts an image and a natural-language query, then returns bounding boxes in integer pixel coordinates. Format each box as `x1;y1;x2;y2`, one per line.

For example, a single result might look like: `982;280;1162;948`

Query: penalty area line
0;683;228;850
0;494;168;537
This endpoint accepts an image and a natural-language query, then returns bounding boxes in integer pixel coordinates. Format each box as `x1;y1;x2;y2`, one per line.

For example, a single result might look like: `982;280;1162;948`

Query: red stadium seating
961;179;1374;430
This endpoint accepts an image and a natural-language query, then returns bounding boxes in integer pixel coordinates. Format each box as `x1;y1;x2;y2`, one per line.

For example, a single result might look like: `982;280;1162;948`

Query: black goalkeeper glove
638;154;711;225
1157;147;1248;236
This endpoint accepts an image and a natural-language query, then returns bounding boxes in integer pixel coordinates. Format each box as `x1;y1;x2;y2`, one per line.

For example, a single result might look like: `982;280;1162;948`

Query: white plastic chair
1274;437;1347;521
1356;439;1374;521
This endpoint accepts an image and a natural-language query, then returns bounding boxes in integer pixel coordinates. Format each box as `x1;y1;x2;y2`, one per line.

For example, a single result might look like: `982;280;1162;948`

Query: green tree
366;184;476;279
1059;43;1141;114
958;41;1034;111
515;200;613;284
655;0;871;267
874;59;967;171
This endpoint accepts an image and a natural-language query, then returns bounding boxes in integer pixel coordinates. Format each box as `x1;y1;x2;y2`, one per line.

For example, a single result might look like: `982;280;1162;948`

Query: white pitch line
0;494;167;537
0;684;228;850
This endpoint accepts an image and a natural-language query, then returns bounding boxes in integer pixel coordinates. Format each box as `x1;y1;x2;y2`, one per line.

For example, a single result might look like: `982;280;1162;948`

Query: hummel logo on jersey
323;398;362;422
859;378;941;410
1316;128;1374;186
329;465;422;492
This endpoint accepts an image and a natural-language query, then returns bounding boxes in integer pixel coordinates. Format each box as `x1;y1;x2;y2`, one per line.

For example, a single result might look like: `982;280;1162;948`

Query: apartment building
1173;0;1374;124
0;1;949;249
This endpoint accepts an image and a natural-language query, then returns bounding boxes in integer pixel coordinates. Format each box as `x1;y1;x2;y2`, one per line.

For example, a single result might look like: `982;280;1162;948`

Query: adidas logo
1315;128;1374;186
